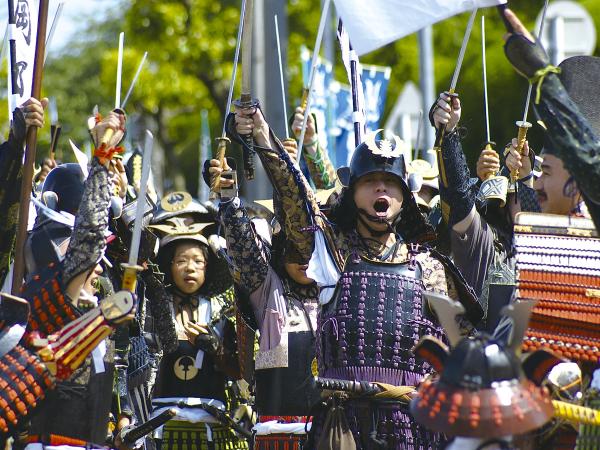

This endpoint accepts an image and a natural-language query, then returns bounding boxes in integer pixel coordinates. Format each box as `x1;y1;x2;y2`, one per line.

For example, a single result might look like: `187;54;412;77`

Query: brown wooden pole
11;0;50;294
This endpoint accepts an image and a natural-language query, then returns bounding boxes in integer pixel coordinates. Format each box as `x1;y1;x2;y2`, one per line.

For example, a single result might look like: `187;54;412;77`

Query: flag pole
12;0;51;294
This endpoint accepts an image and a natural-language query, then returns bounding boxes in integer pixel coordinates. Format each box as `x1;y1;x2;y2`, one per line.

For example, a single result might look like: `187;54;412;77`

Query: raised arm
229;107;325;263
63;111;126;299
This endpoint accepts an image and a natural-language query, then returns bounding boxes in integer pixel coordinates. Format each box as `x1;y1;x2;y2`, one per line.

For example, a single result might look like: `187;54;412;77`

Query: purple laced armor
315;253;446;449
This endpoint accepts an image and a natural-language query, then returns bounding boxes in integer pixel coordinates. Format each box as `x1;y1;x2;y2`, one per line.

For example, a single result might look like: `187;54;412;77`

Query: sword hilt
313;377;382;395
300;87;309;110
122;408;177;445
508;120;532;194
482;141;499;181
49;124;61;160
210;136;231;199
433;90;458;188
233;94;259;180
121;263;143;293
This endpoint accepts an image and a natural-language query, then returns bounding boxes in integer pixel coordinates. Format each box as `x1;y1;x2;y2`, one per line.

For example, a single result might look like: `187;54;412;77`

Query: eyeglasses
172;258;207;269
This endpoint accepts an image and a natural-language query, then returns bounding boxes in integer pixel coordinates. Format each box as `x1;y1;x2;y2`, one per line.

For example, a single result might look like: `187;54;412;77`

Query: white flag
7;0;39;117
332;0;506;55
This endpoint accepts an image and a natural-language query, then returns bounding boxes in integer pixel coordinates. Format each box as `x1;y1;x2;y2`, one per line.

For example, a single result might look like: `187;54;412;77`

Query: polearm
433;8;477;188
233;0;258;180
210;0;247;196
297;0;331;163
198;109;210;202
121;130;154;293
11;0;50;294
509;0;549;194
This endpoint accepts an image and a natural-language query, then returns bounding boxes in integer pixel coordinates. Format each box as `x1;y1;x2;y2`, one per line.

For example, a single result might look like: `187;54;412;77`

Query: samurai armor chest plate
155;340;226;402
319;255;443;386
515;213;600;362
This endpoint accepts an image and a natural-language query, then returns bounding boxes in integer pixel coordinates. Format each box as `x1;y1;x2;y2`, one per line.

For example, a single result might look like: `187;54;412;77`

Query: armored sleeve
62;157;111;285
253;136;324;262
438;130;478;227
220;198;270;294
143;271;178;354
534;75;600;224
0;109;27;282
303;141;337;190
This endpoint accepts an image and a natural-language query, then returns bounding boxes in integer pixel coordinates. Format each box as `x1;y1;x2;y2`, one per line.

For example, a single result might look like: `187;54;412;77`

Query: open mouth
373;198;390;217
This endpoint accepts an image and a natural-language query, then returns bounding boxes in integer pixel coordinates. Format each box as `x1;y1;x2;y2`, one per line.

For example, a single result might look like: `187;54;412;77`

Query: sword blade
115;32;124;109
482;15;491;143
274;15;289;140
297;0;331;162
222;0;248;137
240;0;254;96
128;130;154;267
522;0;549;123
44;1;64;64
449;8;478;92
121;51;148;109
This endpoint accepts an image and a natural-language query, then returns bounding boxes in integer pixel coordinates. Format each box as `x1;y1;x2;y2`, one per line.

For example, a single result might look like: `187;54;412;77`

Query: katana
210;0;247;196
297;0;331;163
233;0;259;180
509;0;549;193
433;7;478;188
121;130;153;293
121;51;148;109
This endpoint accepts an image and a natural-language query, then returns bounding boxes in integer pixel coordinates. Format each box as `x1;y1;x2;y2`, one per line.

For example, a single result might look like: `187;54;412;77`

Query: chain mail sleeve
62;157;111;285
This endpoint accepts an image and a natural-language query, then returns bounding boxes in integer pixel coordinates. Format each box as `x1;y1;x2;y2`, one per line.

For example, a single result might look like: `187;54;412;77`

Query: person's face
83;264;103;295
353;172;404;230
171;242;207;294
534;154;578;215
284;262;314;285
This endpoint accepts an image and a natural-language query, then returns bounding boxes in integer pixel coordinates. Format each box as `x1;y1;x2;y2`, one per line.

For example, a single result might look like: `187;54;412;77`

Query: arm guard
303;141;337;190
438;130;478;227
62;157;111;285
220;198;270;294
0;108;27;282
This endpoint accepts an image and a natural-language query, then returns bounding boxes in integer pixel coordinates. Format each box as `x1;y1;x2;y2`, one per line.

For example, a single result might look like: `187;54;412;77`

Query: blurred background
1;0;599;200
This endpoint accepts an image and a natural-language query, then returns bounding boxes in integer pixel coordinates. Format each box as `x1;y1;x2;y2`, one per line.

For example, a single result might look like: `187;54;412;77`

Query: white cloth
91;340;106;374
25;445;84;450
253;420;311;435
306;229;340;305
152;397;226;426
332;0;506;55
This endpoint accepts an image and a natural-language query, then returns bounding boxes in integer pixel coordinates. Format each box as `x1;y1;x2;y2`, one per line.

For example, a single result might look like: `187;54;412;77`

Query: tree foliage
5;0;598;193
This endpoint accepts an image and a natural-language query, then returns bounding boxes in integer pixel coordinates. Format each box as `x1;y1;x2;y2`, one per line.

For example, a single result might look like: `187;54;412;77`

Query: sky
2;0;121;57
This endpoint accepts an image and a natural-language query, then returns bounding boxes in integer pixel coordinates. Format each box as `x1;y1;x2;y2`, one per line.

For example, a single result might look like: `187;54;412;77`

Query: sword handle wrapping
122;408;177;444
49;124;61;160
300;87;309;110
510;121;532;184
233;95;259;181
433;90;457;188
121;264;142;292
210;137;231;197
242;135;255;180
